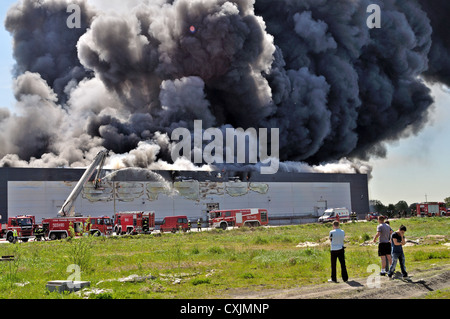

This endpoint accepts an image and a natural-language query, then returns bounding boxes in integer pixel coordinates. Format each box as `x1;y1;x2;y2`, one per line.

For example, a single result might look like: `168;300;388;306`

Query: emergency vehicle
43;216;113;240
114;211;155;235
209;208;269;230
160;215;189;233
318;208;350;223
0;215;38;243
416;202;449;217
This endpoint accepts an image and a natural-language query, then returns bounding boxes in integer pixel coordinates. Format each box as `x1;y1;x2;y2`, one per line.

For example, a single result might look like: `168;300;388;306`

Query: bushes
191;278;211;285
67;236;94;272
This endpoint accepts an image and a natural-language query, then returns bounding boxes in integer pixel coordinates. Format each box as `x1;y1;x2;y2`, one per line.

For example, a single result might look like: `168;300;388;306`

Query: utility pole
425;193;428;203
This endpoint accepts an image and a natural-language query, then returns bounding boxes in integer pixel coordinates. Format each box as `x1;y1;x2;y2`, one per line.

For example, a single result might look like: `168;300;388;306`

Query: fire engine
416;202;449;217
43;216;113;240
209;208;269;230
0;215;39;243
114;211;155;235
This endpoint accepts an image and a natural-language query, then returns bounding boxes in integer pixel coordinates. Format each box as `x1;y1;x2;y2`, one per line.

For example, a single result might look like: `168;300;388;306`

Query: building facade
0;168;369;225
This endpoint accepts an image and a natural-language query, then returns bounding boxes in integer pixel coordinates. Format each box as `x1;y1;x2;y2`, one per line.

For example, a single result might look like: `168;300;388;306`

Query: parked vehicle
160;215;189;233
209;208;269;230
114;211;155;235
42;216;112;240
318;208;350;223
366;212;381;221
0;215;39;243
416;202;449;217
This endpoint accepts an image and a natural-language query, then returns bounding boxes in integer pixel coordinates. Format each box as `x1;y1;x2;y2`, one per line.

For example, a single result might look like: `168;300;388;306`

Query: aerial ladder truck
39;150;111;240
57;150;109;217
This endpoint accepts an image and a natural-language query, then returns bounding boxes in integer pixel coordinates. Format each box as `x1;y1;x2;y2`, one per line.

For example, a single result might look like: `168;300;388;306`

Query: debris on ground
14;281;30;287
296;241;320;248
96;274;156;285
76;288;113;299
118;274;156;283
159;272;200;285
359;241;376;247
172;278;182;285
46;280;91;293
206;269;221;277
404;239;420;247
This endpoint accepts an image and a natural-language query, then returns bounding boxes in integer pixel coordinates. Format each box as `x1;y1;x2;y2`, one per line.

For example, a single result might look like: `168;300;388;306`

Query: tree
395;200;408;216
395;200;408;212
444;197;450;208
409;203;417;216
371;200;387;213
386;204;396;218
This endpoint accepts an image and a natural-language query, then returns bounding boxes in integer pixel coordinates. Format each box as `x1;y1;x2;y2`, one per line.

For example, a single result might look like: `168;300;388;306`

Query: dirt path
226;265;450;299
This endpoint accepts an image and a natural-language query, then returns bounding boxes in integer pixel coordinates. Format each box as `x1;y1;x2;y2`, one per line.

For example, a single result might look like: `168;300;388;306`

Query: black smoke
0;0;449;172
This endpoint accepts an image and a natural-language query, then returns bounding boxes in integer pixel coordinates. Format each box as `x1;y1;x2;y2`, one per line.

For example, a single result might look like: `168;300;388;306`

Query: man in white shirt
329;221;348;283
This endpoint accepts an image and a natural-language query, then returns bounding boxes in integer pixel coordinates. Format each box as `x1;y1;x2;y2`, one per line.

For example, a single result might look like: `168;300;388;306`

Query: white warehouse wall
8;180;351;223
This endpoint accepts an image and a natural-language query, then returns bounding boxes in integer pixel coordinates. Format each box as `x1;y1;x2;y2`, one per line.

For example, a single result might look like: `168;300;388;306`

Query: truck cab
1;215;37;243
90;216;113;236
114;211;155;235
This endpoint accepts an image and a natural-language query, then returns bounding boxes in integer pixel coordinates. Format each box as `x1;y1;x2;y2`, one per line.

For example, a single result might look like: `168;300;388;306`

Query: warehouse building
0;168;369;225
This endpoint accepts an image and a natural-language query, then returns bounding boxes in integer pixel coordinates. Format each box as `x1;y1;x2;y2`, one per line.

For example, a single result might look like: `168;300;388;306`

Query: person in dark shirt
388;225;408;279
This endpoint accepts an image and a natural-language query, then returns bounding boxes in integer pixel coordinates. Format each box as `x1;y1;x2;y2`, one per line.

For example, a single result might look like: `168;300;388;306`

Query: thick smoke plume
0;0;449;175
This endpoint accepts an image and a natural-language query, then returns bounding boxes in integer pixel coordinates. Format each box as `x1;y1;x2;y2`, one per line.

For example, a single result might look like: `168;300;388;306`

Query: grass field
0;217;449;299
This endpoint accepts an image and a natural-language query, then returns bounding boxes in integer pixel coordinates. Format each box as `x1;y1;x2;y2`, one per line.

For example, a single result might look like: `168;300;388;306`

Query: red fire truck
0;215;39;243
209;208;269;230
113;211;155;235
43;216;113;240
416;202;449;217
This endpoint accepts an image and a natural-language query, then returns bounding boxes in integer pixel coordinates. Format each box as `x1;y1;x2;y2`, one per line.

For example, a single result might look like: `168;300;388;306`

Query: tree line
370;197;450;218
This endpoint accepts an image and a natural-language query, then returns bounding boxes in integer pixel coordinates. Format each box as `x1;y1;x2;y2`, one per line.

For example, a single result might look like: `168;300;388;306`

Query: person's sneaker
328;279;338;283
387;273;393;280
380;270;386;276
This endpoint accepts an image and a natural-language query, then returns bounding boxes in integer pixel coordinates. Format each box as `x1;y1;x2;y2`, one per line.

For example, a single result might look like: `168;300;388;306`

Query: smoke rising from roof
1;0;449;176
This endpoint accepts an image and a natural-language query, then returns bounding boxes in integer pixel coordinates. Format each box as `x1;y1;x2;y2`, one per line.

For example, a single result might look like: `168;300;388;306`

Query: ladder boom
58;150;109;217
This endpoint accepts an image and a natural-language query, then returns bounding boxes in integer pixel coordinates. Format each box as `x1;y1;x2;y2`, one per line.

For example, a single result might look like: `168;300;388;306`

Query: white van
318;208;350;223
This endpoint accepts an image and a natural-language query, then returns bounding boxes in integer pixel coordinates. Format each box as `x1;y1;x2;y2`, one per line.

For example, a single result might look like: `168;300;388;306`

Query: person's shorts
378;242;391;256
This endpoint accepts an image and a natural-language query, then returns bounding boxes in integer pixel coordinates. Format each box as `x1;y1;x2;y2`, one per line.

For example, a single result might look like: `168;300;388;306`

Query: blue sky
0;0;15;110
1;0;449;207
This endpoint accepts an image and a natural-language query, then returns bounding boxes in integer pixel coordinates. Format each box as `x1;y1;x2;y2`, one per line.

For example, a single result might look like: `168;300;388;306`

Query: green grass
0;217;448;299
420;287;450;299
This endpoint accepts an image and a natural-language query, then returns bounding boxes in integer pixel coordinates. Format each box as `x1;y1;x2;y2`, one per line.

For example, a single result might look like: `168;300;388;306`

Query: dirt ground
226;265;450;299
